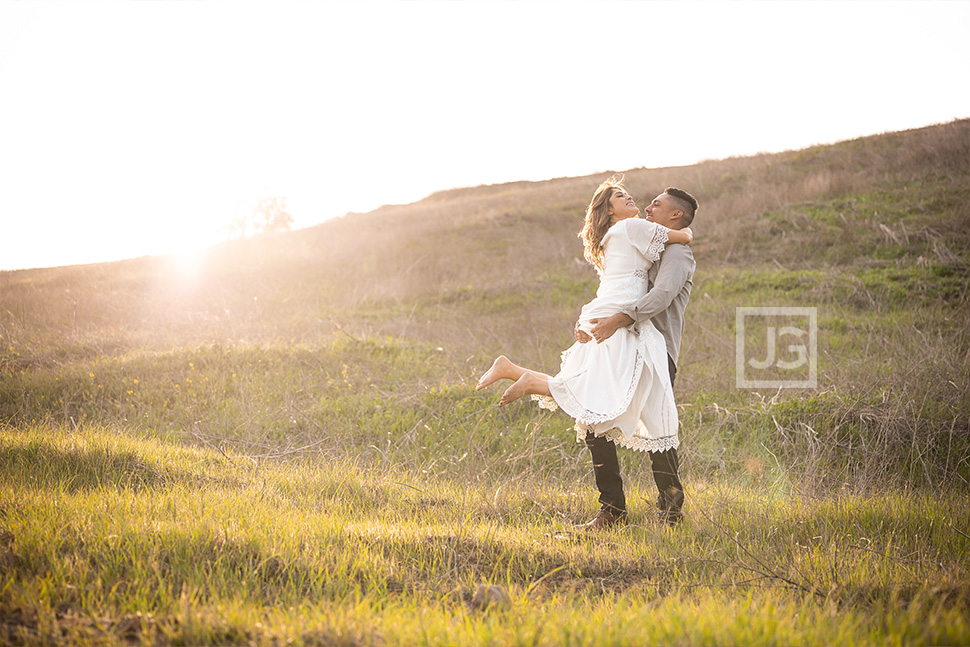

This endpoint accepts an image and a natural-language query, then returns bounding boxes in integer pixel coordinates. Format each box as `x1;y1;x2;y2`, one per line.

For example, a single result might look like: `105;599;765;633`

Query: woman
476;176;692;455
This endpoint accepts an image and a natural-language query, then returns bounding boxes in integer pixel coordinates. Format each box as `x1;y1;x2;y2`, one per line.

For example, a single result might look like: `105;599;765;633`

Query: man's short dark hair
664;187;698;227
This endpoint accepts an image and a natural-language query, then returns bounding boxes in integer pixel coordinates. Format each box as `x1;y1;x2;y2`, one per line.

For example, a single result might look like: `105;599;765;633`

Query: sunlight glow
169;245;208;284
1;1;967;271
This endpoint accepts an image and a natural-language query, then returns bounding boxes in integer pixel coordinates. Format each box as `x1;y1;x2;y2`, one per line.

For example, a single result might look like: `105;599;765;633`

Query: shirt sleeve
626;218;671;264
619;244;695;324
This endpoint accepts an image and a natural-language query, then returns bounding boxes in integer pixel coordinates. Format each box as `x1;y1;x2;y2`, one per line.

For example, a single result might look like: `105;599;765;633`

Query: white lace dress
534;217;679;453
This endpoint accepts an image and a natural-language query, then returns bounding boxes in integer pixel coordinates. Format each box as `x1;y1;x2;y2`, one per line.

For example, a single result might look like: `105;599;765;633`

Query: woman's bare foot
500;373;543;406
476;355;516;390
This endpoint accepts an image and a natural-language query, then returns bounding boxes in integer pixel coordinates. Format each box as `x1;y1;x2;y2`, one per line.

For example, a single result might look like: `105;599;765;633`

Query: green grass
2;426;969;646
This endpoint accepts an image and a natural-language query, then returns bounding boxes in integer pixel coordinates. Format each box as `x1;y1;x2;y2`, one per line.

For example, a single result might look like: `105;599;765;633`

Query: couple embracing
477;177;697;530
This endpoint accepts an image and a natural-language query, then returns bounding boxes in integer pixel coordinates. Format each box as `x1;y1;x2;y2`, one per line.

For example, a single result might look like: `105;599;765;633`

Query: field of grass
3;426;969;646
1;119;969;645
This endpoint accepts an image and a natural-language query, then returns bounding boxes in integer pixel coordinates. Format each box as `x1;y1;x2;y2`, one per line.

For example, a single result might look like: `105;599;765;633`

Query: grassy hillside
1;119;969;645
3;118;967;486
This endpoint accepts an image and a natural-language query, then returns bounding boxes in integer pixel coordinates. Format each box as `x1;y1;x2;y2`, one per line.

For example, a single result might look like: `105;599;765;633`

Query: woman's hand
663;225;693;247
590;313;635;343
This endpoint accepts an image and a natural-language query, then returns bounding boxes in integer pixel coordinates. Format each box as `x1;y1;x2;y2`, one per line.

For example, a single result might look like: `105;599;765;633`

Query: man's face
644;194;682;229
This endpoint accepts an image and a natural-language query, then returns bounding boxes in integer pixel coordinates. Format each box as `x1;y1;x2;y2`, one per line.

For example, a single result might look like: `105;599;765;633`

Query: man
575;187;698;529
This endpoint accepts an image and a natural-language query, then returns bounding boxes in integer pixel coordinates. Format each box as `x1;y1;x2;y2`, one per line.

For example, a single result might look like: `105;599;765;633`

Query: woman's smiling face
607;189;639;223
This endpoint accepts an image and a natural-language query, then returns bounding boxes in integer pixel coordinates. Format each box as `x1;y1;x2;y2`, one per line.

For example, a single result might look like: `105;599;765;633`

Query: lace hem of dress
548;327;660;426
531;394;559;411
554;350;647;426
534;328;670;432
575;423;680;453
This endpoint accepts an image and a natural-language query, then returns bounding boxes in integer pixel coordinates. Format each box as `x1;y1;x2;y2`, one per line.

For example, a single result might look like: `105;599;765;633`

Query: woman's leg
499;371;552;406
476;355;552;390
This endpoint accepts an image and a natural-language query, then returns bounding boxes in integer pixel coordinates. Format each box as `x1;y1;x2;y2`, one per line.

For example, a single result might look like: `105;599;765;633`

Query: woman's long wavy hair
579;175;627;273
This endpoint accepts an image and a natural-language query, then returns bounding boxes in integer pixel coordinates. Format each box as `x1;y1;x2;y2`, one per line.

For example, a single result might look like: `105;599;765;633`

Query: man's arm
579;246;694;343
621;245;694;326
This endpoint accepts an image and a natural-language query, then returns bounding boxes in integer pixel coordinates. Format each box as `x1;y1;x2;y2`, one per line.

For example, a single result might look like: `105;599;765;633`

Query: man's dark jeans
584;355;684;520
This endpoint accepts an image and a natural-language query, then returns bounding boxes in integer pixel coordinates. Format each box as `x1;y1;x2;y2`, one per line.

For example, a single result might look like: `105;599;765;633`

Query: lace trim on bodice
617;268;650;303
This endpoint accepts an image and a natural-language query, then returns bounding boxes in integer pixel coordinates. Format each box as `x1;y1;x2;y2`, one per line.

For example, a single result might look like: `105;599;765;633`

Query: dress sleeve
626;219;670;264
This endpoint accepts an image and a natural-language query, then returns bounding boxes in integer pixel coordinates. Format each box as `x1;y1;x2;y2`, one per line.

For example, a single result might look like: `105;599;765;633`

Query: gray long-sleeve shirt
620;243;695;366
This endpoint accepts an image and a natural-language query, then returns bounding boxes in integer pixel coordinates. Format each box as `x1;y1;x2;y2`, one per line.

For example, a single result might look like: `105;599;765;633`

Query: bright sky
1;1;967;271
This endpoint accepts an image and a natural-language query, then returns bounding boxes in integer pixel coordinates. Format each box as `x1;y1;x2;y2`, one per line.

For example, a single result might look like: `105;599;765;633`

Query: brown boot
578;507;628;531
